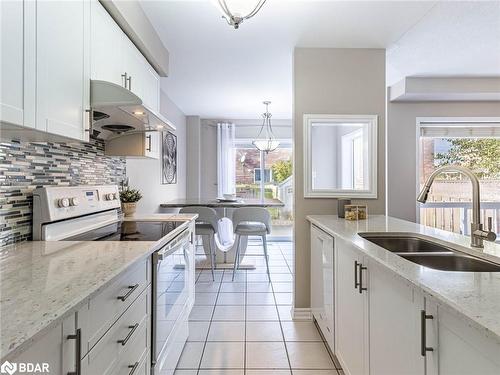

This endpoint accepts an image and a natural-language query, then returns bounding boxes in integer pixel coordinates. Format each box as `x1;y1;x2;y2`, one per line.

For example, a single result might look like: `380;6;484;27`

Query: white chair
180;206;218;281
232;207;271;281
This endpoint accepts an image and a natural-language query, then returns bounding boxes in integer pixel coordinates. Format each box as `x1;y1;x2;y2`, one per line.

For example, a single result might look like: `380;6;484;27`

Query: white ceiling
139;0;500;119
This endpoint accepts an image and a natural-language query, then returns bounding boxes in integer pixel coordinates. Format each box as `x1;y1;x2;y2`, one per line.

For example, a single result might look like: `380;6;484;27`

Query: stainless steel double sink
358;233;500;272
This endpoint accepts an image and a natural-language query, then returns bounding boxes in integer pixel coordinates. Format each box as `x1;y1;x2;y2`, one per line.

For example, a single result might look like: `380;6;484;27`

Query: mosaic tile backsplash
0;137;126;245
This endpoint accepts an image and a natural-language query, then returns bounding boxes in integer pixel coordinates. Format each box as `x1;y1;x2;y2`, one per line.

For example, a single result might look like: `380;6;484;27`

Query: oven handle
155;229;190;261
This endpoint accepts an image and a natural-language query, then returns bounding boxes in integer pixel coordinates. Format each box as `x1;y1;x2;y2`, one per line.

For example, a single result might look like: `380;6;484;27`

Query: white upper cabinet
91;0;160;113
0;0;35;128
90;0;124;86
36;0;90;142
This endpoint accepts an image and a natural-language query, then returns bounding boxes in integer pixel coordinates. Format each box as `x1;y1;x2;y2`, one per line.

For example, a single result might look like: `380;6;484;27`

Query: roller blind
420;121;500;138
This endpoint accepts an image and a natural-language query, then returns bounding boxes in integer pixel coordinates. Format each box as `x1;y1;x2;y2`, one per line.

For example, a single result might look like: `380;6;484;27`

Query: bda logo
0;361;17;375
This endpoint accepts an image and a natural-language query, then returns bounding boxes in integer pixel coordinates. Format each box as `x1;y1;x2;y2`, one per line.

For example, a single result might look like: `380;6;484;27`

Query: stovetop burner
63;220;187;242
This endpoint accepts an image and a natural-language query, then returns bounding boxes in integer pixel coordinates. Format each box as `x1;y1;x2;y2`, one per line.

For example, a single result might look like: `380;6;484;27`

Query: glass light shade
252;139;280;153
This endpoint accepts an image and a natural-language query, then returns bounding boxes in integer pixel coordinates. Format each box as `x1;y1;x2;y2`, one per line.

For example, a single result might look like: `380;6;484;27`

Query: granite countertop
307;214;500;342
0;214;197;361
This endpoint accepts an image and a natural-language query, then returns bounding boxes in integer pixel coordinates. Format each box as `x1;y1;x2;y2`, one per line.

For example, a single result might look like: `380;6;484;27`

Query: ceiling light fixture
214;0;267;29
252;101;279;153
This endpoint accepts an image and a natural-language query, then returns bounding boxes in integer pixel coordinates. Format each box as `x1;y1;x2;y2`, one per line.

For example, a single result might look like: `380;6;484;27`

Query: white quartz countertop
0;214;196;361
307;215;500;343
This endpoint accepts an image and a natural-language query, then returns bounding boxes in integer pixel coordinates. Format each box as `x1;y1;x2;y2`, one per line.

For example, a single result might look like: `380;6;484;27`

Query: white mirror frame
303;114;378;198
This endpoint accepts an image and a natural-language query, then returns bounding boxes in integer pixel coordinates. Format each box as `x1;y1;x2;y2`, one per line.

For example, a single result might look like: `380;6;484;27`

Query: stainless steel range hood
90;80;175;140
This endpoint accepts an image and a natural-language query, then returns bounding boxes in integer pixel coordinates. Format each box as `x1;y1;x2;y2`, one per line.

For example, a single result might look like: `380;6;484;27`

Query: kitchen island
308;214;500;375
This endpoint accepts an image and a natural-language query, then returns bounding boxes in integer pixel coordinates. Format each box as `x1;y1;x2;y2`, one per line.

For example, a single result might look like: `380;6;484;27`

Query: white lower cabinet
426;299;500;375
319;226;500;375
8;313;77;374
368;260;424;375
335;237;369;375
310;225;334;350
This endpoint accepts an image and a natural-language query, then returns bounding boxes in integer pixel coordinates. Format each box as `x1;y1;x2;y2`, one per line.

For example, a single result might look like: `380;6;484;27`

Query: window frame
303;114;378;198
415;116;500;223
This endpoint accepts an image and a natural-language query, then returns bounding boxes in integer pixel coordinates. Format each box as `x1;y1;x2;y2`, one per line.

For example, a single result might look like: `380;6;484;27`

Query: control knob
105;193;116;201
57;198;70;208
69;197;79;206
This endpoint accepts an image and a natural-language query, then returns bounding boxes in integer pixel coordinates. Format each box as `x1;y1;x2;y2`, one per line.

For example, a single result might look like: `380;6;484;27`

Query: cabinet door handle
127;76;132;91
128;361;139;375
122;72;128;88
420;310;434;356
84;109;92;134
354;261;360;289
146;135;152;152
117;284;139;301
67;329;81;375
359;264;367;293
118;323;139;346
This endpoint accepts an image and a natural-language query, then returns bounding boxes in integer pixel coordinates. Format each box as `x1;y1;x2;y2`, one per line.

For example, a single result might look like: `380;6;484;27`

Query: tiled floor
175;240;344;375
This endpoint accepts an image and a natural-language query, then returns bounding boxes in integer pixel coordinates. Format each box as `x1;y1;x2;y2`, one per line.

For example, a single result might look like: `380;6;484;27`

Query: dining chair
231;207;271;281
180;206;218;281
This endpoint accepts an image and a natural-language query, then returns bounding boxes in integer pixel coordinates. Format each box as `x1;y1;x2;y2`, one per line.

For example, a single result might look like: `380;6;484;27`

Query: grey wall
186;116;201;199
0;137;126;245
126;91;187;213
387;99;500;222
293;48;386;309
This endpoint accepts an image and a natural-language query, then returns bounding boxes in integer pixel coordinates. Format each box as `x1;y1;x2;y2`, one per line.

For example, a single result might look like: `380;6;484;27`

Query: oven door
151;228;194;371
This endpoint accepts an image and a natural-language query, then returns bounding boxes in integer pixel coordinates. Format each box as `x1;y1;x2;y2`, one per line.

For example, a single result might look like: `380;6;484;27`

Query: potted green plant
119;187;142;217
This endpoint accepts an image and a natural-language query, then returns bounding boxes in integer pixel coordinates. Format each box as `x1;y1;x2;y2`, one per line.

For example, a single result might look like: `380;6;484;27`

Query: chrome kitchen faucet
417;165;497;248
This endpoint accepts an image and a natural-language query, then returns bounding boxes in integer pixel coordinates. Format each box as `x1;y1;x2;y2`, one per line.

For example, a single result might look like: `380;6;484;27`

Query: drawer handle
354;261;360;289
117;284;139;301
67;329;81;375
118;323;139;346
359;264;367;293
128;361;139;375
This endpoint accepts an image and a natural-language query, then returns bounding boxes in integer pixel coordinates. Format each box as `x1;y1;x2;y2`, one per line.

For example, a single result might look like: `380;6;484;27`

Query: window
417;118;500;238
234;140;293;239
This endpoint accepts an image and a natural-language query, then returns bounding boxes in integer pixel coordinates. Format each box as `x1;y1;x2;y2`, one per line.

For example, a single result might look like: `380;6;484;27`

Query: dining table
160;198;285;269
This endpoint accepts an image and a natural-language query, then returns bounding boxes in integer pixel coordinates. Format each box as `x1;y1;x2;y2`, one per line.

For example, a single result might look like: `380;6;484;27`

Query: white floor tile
247;371;291;375
272;283;293;293
246;305;279;321
198;271;224;282
223;271;247;282
189;305;215;321
276;305;293;321
274;293;293;305
176;342;204;369
271;274;293;282
174;370;198;375
246;292;275;305
292;371;338;375
200;342;245;369
246;342;289;369
198;371;244;375
217;292;246;305
246;321;284;342
207;321;245;341
195;282;221;293
195;292;218;306
286;342;334;369
247;273;272;282
220;282;246;293
213;305;245;321
281;321;322;342
188;321;210;341
246;282;273;293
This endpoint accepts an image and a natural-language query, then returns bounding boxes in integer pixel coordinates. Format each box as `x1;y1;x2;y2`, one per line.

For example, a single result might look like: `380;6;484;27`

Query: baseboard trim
292;307;313;320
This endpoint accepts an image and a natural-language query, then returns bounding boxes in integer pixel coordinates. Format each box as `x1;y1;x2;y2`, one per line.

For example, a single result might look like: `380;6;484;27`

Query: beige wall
387;100;500;222
293;48;386;309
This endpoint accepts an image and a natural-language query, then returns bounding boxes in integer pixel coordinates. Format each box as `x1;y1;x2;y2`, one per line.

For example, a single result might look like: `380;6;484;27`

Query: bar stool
180;206;218;281
232;207;271;281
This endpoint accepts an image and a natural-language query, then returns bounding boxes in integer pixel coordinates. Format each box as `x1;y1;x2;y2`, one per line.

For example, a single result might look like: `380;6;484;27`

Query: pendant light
252;101;280;153
214;0;267;29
